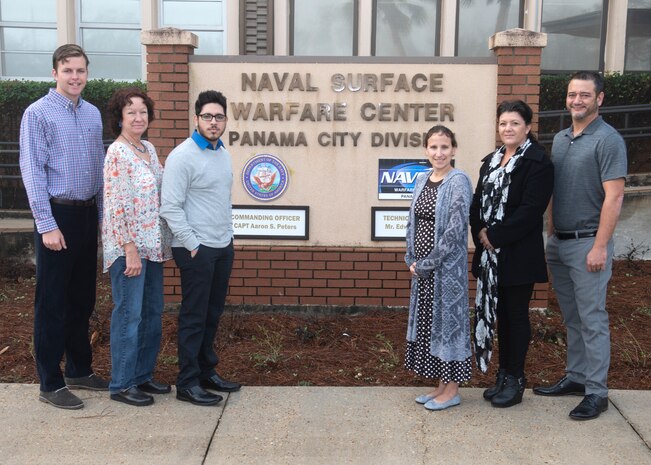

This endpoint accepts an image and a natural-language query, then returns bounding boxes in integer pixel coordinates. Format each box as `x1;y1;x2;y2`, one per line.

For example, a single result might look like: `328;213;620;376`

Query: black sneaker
65;373;109;391
39;387;84;410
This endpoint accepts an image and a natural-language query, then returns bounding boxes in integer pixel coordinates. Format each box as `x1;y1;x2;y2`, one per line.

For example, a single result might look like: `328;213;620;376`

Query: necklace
121;134;146;154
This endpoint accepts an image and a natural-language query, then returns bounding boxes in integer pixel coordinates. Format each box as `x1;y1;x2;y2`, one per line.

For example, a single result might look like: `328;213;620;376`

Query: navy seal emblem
242;154;289;201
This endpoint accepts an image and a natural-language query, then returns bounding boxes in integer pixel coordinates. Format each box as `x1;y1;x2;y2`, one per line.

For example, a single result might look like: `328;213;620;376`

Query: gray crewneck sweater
160;136;233;250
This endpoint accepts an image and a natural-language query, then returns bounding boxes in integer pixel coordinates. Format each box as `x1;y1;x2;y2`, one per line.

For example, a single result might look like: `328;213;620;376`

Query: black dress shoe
138;380;171;394
200;373;241;392
176;385;223;406
533;376;585;397
110;386;154;406
569;394;609;420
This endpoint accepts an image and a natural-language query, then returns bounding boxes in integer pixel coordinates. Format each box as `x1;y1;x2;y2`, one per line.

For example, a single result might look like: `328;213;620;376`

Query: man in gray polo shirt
533;72;627;421
161;90;241;406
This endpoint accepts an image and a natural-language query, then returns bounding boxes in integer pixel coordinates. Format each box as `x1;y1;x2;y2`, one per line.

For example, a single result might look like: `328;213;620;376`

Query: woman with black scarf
470;100;554;408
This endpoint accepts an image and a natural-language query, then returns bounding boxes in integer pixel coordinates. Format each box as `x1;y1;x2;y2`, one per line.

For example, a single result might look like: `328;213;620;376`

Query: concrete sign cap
141;28;199;48
489;28;547;49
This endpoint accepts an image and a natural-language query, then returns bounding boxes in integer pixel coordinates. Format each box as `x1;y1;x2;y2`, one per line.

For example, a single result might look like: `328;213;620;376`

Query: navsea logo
242;154;289;202
378;159;431;200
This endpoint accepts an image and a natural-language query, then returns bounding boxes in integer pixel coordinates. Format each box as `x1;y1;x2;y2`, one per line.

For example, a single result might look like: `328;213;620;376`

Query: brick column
490;28;547;142
141;28;197;304
490;28;549;308
141;28;198;162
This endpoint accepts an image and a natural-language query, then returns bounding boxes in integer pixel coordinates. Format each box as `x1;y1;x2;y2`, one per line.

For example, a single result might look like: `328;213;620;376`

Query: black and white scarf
474;138;531;373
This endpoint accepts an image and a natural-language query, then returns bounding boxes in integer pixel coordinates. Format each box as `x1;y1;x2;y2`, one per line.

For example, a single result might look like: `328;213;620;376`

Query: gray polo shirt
551;116;627;232
160;132;233;250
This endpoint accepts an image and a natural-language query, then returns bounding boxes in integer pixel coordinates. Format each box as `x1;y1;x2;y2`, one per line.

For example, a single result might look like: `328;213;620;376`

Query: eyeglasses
198;113;227;122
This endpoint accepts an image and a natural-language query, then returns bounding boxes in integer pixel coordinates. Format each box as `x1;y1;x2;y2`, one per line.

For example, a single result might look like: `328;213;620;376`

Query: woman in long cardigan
470;100;554;408
405;125;473;411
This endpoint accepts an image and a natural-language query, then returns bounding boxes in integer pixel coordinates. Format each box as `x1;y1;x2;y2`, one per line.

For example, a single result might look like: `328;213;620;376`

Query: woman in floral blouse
102;88;172;407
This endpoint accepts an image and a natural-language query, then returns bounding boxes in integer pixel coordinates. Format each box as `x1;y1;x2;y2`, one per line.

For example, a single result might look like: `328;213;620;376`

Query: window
0;0;56;78
625;0;651;72
373;0;440;56
541;0;606;72
161;0;226;55
290;0;357;56
78;0;141;80
456;0;522;57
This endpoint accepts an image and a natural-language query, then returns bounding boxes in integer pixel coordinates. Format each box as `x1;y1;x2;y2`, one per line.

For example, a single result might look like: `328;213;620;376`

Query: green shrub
0;79;146;141
83;79;147;122
0;81;53;109
540;73;651;174
2;74;650;140
540;73;651;111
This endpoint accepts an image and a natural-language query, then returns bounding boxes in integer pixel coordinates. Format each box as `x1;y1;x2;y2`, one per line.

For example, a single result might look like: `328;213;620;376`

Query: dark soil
1;260;650;390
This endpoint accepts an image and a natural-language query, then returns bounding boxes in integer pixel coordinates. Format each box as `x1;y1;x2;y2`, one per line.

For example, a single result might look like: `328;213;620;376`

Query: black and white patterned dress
404;178;472;383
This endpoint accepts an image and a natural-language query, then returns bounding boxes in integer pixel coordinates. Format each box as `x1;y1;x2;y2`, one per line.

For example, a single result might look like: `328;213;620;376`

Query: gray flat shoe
415;394;436;404
424;394;461;411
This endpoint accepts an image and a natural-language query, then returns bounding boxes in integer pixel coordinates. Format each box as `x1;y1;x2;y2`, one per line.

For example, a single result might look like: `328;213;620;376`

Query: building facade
1;0;649;80
136;27;553;308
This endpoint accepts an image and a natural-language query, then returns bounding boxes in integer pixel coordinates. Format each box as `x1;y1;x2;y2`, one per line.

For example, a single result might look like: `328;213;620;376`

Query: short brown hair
107;88;156;136
569;71;605;94
424;125;457;148
52;44;89;70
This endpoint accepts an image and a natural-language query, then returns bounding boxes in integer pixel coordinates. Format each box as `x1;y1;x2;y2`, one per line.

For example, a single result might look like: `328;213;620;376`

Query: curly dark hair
107;87;156;136
195;90;227;116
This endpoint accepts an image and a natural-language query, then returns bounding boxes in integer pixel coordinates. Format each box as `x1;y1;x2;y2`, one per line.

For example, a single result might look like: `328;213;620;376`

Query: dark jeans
172;242;234;390
496;283;535;379
34;202;98;392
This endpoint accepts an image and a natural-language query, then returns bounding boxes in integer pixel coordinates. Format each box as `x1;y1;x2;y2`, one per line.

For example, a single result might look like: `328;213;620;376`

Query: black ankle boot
491;375;525;408
483;369;507;401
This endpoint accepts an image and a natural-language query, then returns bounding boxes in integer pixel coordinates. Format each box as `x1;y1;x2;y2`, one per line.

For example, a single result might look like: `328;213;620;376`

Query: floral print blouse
102;140;172;271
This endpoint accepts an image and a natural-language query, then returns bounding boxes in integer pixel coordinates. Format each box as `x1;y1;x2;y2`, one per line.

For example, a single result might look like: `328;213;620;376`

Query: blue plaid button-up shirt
20;88;105;233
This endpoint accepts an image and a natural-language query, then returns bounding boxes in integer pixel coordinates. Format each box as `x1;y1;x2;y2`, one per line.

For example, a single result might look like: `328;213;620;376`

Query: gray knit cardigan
404;168;473;362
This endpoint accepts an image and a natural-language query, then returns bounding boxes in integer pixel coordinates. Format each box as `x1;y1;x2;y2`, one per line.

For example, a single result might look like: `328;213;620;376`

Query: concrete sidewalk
1;384;650;465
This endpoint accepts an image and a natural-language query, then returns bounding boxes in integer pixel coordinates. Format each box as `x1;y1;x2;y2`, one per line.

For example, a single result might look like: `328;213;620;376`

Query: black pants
172;242;234;390
34;202;98;392
496;283;535;379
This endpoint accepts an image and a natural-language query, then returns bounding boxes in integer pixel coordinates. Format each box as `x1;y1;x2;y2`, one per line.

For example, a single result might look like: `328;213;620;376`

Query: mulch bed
1;260;649;390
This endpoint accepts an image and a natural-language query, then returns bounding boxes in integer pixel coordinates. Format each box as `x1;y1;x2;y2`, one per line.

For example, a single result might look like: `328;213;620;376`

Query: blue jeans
108;257;164;394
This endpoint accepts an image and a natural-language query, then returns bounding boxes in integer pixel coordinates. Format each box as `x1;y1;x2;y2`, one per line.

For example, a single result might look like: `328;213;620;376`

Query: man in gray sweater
160;90;241;406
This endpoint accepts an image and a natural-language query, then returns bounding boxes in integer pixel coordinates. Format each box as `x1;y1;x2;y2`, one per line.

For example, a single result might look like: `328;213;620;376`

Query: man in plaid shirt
19;44;108;409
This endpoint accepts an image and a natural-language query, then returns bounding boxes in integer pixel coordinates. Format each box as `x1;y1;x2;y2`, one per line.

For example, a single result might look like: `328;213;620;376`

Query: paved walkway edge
1;385;650;465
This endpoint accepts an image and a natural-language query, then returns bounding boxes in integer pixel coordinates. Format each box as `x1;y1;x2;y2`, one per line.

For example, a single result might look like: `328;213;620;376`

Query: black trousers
496;283;535;379
172;242;234;389
34;202;98;392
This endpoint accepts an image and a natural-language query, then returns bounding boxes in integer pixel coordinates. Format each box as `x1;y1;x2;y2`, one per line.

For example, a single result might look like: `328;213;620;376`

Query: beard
569;101;599;121
198;125;222;141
